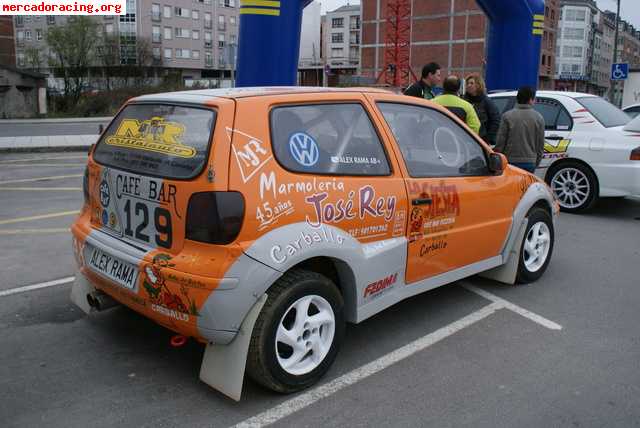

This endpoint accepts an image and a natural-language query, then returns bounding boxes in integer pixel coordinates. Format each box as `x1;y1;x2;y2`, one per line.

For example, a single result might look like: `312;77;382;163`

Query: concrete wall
0;69;44;119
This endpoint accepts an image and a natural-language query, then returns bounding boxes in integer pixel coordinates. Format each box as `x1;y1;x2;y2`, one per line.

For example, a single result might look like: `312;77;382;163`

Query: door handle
546;135;564;140
412;198;432;206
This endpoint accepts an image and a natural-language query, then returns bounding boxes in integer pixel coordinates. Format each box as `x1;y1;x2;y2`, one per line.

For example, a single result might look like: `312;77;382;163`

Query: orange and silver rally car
70;87;558;400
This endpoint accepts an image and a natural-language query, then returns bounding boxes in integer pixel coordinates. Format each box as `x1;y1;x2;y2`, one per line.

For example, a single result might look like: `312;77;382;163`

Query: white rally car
490;91;640;212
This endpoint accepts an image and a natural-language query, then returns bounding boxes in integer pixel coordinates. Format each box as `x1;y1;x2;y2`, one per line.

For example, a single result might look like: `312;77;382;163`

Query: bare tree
98;34;120;91
24;46;44;72
47;17;99;104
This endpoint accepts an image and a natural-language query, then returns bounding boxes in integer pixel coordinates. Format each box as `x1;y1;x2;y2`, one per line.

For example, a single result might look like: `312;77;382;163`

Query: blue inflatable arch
235;0;545;91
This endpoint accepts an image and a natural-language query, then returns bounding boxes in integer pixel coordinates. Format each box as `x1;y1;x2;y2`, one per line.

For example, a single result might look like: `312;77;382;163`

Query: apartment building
325;4;360;69
13;0;239;85
554;0;598;92
300;1;322;68
585;10;615;96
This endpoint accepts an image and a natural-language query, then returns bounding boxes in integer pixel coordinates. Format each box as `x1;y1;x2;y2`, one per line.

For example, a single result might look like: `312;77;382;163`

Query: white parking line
233;302;503;428
0;276;75;298
234;283;563;427
461;283;563;330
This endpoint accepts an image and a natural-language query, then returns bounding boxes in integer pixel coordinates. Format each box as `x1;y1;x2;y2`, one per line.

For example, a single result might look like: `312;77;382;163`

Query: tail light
186;192;245;244
631;147;640;161
82;167;90;204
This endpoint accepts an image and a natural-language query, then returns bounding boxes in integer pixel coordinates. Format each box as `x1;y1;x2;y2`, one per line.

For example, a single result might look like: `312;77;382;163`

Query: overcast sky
316;0;639;27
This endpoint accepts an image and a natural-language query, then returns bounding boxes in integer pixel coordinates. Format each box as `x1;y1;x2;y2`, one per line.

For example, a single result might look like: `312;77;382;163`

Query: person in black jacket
403;62;441;100
463;73;500;146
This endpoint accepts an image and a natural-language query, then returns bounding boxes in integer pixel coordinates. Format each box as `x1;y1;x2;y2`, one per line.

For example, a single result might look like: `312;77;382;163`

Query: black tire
246;269;345;393
516;207;555;284
546;161;598;213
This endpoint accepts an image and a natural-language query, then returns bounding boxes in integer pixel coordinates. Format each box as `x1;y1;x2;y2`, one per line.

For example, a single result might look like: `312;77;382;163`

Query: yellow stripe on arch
240;7;280;16
533;21;544;28
532;29;544;36
240;0;280;7
533;14;545;20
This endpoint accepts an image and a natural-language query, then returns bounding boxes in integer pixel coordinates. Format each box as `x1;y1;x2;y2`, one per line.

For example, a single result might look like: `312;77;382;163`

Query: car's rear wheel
516;207;554;284
547;161;598;213
246;269;345;393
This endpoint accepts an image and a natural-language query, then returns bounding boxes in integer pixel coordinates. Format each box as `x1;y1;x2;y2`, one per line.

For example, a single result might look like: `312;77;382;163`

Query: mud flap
479;218;528;285
199;293;267;401
70;271;95;314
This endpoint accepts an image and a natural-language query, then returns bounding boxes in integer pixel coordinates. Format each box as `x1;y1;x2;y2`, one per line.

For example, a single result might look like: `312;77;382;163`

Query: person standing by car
404;62;441;100
433;75;481;134
464;73;500;145
494;86;545;173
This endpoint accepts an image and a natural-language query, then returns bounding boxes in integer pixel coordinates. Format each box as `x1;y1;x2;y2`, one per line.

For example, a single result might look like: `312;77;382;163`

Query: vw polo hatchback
71;87;558;400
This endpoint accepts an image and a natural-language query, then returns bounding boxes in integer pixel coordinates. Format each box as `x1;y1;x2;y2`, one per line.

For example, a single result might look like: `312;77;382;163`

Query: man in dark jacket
494;86;546;173
404;62;441;100
463;73;500;145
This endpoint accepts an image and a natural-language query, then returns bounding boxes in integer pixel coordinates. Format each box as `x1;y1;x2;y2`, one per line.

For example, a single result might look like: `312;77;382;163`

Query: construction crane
376;0;417;88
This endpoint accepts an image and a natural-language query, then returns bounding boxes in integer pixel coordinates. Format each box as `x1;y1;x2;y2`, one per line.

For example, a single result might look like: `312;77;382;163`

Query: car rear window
93;104;216;179
576;97;630;128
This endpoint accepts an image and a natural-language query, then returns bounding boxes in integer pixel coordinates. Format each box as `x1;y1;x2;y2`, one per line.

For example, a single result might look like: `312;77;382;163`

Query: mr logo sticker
230;127;273;183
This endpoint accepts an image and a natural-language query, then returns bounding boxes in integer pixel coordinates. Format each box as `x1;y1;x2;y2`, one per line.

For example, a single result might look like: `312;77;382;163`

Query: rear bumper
71;224;280;345
595;162;640;197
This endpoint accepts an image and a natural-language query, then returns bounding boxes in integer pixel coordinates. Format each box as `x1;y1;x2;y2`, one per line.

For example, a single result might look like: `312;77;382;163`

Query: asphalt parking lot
1;152;639;428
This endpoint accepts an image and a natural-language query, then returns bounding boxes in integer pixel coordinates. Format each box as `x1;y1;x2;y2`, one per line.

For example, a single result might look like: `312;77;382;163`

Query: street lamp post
611;0;621;106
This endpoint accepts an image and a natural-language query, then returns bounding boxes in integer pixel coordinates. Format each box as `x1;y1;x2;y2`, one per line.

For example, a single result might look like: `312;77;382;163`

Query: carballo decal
105;117;196;158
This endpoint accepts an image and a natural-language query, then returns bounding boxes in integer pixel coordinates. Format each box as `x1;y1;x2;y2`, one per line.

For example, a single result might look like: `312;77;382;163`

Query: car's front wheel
516;207;554;284
547;161;598;213
246;269;345;393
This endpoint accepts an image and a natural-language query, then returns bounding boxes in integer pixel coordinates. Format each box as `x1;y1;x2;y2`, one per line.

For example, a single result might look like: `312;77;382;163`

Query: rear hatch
88;100;234;254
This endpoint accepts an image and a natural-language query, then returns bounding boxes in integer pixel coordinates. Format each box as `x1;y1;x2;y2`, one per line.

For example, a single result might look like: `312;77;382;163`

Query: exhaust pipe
86;290;119;311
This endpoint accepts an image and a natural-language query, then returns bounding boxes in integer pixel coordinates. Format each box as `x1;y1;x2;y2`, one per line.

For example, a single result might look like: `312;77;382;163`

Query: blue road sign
611;63;629;81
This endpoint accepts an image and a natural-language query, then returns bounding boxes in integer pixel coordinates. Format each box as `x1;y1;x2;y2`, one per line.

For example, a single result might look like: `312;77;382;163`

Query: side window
534;98;572;131
270;103;390;176
492;97;514;115
378;102;489;178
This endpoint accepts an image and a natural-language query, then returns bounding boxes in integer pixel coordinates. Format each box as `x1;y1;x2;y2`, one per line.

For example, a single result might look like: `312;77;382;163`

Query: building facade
555;0;599;92
13;0;239;86
325;4;361;69
361;0;556;90
539;0;560;89
0;16;15;67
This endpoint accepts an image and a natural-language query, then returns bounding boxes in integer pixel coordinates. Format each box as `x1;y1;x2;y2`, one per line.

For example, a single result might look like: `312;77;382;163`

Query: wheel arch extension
286;256;358;323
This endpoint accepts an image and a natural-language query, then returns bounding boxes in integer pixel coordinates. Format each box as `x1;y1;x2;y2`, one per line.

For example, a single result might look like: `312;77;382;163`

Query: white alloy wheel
523;221;551;272
551;167;591;209
275;294;336;376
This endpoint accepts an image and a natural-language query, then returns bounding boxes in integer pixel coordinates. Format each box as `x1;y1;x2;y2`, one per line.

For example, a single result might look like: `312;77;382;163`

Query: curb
0;117;112;124
0;145;92;154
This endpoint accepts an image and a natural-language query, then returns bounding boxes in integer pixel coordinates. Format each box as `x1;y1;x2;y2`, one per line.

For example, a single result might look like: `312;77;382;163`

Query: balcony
204;20;212;29
218;22;226;31
152;34;161;43
151;12;161;22
205;59;214;68
350;24;360;30
349;37;360;45
205;41;213;48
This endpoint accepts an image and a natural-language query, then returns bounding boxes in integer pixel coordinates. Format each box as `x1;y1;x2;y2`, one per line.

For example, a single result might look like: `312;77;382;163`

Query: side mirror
488;152;507;174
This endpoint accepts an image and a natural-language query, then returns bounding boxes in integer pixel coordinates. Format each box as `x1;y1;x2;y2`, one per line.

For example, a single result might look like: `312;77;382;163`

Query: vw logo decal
99;179;111;208
289;132;319;167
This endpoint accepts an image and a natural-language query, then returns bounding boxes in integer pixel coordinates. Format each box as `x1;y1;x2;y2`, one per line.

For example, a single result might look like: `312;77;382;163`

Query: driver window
377;102;489;177
270;103;390;176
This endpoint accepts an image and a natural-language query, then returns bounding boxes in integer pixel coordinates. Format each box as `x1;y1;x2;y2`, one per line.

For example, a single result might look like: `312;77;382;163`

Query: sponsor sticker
363;273;398;300
289;132;319;167
105;117;196;158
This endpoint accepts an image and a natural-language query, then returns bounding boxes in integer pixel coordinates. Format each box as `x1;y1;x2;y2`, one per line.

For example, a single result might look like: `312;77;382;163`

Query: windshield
93;104;216;179
576;97;630;128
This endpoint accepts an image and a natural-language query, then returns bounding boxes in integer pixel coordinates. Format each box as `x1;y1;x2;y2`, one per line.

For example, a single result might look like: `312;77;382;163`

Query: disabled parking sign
611;63;629;81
